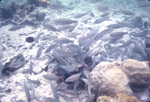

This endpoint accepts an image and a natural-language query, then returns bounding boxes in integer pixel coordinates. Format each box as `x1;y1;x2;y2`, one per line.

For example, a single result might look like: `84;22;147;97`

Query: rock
121;59;150;92
89;59;150;101
89;61;133;98
97;93;140;102
2;53;26;74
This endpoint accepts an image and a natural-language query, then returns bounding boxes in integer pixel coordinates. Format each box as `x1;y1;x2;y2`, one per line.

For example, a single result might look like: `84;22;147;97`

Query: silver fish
43;23;59;32
36;42;46;59
59;64;78;73
43;74;62;81
94;16;109;24
97;5;109;11
122;10;134;15
54;18;78;25
65;73;81;82
45;44;56;53
50;81;59;99
34;32;43;43
101;12;109;17
23;81;31;102
74;12;87;18
107;23;123;29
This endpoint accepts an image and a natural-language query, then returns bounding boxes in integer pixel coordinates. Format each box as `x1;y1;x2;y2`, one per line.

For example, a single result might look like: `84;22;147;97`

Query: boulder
89;59;150;101
97;93;140;102
121;59;150;92
89;61;133;98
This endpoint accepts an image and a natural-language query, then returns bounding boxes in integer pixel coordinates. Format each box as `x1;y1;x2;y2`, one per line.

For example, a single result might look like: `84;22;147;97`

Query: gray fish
59;64;78;73
83;69;90;78
74;12;87;18
53;48;73;57
45;44;56;53
97;5;109;12
109;32;127;39
46;97;60;102
50;2;65;10
65;73;81;82
43;23;59;32
58;93;73;102
55;37;73;44
29;56;33;75
101;12;109;17
94;28;112;40
133;40;147;57
94;16;109;24
130;31;147;37
0;62;4;79
34;32;43;43
50;81;59;99
27;79;41;86
107;23;123;29
122;10;134;15
54;18;78;25
53;53;69;65
30;84;35;101
9;25;23;31
55;82;68;91
119;40;133;47
66;43;82;53
36;42;46;59
68;23;78;32
43;74;62;81
59;25;74;31
57;89;77;96
23;81;31;102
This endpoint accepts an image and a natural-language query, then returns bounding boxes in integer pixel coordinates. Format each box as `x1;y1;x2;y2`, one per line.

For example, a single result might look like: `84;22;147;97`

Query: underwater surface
0;0;150;102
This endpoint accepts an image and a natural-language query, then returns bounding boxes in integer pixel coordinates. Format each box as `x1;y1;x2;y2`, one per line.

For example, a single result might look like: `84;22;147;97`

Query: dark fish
65;73;81;82
74;12;87;18
122;10;134;15
94;16;109;24
54;18;78;25
43;23;59;31
9;25;23;31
